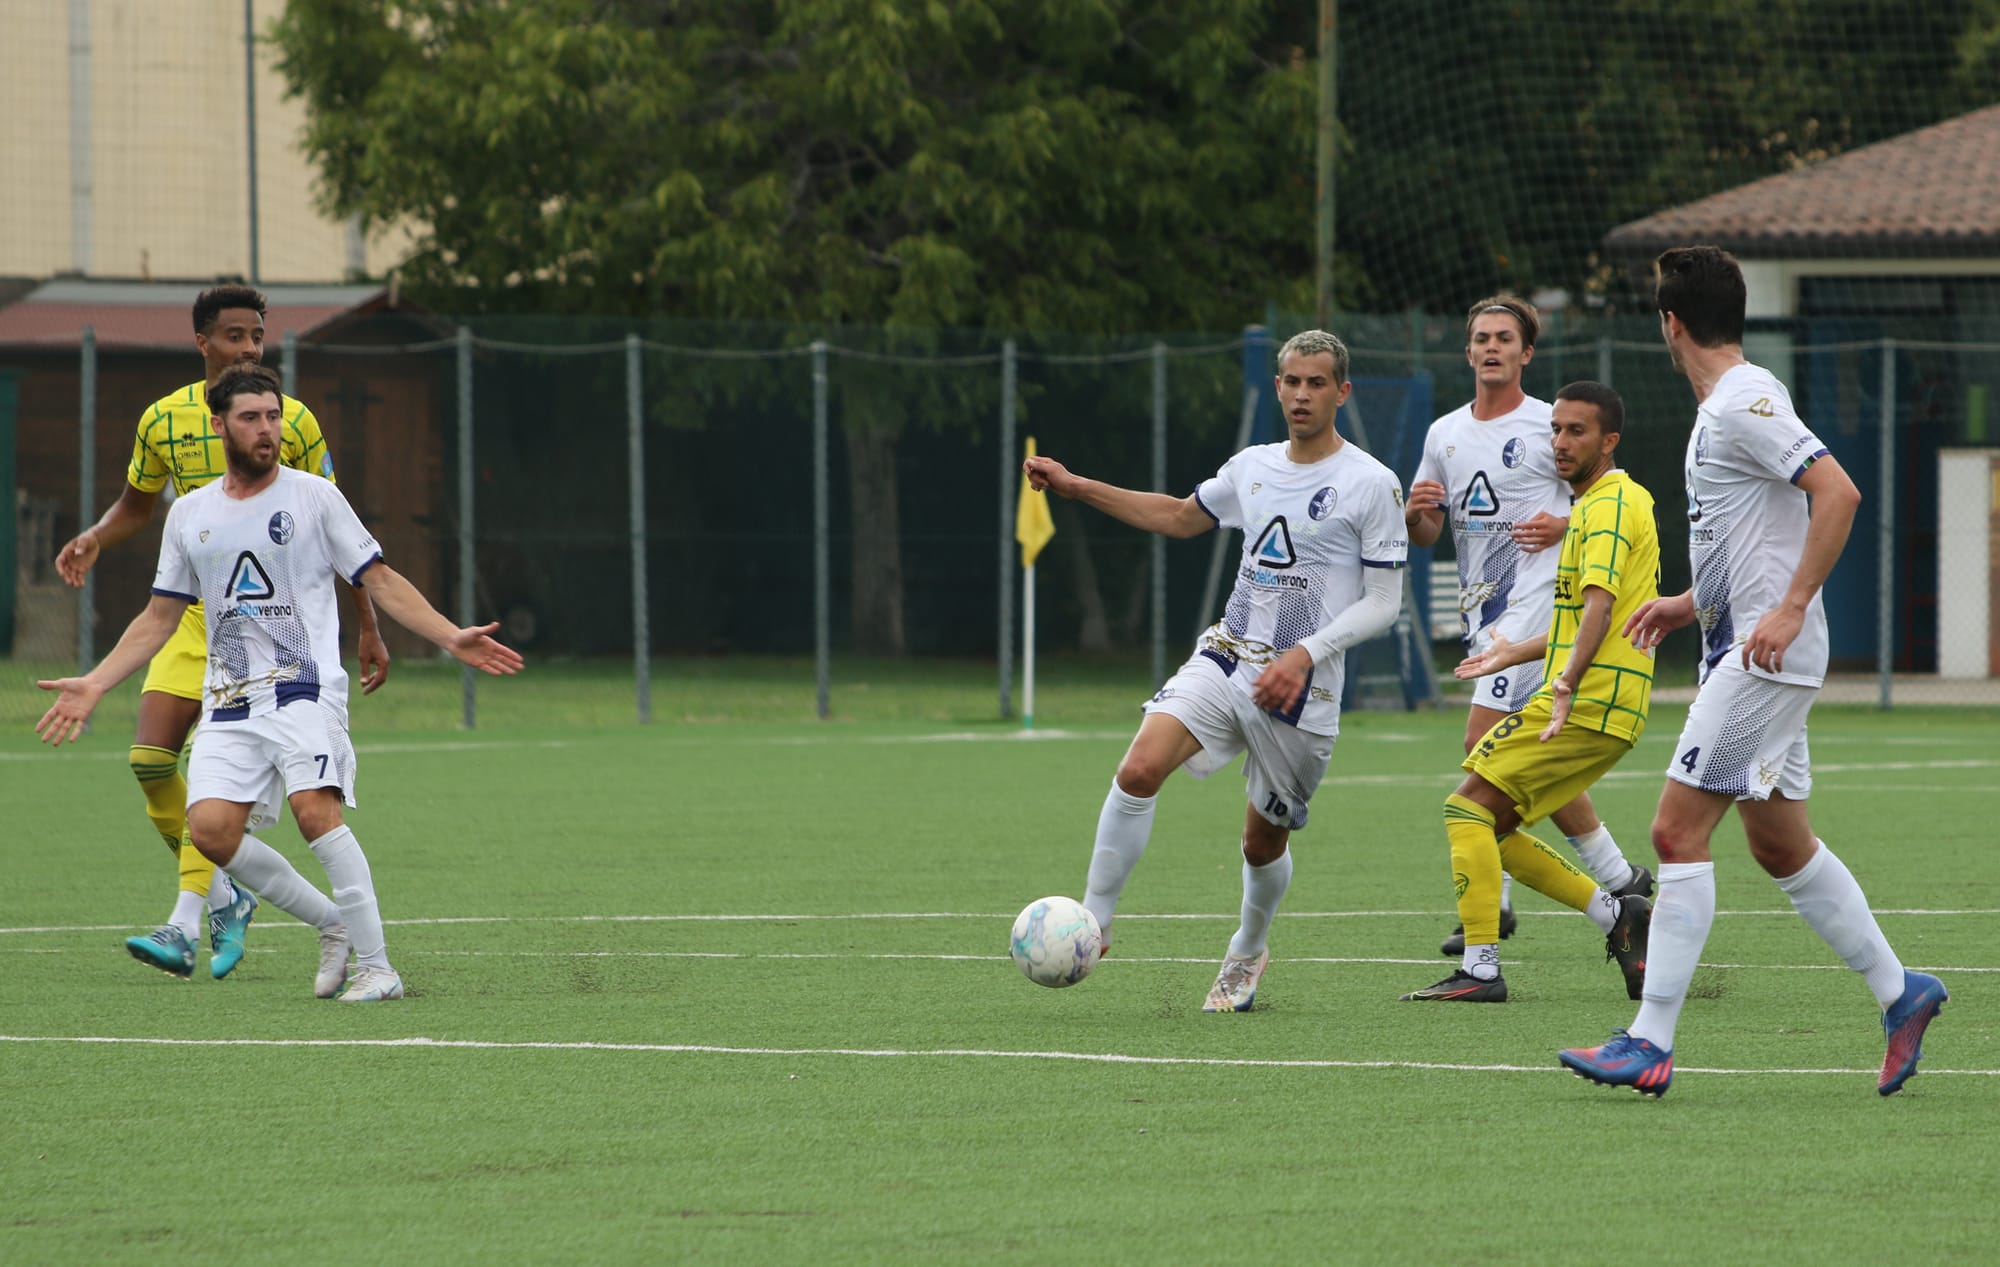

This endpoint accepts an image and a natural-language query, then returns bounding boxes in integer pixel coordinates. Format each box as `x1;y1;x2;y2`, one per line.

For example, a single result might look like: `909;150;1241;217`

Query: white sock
309;826;389;970
1566;825;1636;892
207;871;238;911
1584;888;1618;933
1083;781;1156;941
226;836;341;930
1773;840;1906;1008
168;891;203;942
1629;861;1716;1051
1500;872;1514;912
1461;943;1501;980
1227;849;1293;958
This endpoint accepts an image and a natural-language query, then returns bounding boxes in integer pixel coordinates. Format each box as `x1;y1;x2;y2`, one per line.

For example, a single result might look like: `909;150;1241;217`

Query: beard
222;431;279;479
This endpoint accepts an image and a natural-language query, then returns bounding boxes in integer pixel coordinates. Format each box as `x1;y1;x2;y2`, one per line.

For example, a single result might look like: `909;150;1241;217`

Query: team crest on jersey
1250;517;1296;568
320;454;335;478
1461;471;1500;517
228;551;275;600
1694;426;1710;466
1502;437;1526;468
1307;486;1338;520
268;511;295;545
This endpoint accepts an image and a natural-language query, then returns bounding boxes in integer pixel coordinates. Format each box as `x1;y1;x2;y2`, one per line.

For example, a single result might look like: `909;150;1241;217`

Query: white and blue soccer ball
1009;895;1102;988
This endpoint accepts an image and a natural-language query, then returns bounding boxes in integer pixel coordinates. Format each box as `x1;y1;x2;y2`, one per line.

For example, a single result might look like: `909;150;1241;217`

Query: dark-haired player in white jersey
1407;296;1651;957
1025;330;1406;1012
1560;245;1946;1097
36;366;523;1002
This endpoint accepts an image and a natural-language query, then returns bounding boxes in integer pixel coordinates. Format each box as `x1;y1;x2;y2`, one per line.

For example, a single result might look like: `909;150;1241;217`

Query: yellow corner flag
1016;436;1056;568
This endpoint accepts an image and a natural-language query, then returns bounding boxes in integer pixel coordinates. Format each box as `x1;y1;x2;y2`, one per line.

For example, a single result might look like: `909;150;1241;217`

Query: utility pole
1315;0;1338;328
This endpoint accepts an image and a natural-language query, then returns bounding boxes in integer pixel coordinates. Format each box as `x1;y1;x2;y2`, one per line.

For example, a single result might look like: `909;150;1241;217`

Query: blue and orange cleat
1878;970;1948;1096
1558;1028;1673;1097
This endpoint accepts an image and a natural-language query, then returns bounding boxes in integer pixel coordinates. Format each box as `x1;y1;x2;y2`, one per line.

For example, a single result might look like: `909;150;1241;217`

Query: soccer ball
1009;895;1102;988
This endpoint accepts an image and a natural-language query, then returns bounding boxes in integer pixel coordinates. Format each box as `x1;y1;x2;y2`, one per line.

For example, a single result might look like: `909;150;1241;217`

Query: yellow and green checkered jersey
1538;469;1660;743
128;380;334;498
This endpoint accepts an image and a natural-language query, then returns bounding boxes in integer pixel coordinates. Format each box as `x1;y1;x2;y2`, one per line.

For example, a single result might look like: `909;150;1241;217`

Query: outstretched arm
36;593;191;745
54;483;161;586
1455;628;1548;680
357;562;523;676
1024;455;1213;539
1541;585;1614;741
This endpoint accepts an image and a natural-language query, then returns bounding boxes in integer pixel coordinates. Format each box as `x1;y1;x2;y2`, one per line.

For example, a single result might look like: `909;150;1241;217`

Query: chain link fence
8;313;2000;731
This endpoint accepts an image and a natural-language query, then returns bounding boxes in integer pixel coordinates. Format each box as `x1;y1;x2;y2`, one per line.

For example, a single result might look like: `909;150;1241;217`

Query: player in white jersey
1407;295;1650;956
1025;330;1406;1012
1560;246;1946;1098
35;366;524;1002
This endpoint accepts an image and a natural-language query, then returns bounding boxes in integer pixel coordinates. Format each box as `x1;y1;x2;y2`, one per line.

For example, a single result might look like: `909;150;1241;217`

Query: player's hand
1023;455;1080;498
1538;679;1573;742
1742;604;1806;675
446;622;524;676
356;628;392;694
1454;630;1515;680
1251;646;1312;713
1405;478;1447;523
1622;591;1696;650
54;532;100;587
1510;511;1567;554
34;677;105;746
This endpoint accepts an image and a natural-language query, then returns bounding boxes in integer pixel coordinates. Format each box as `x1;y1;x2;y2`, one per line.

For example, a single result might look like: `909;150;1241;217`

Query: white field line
6;907;1999;938
0;1032;1992;1080
7;906;1999;937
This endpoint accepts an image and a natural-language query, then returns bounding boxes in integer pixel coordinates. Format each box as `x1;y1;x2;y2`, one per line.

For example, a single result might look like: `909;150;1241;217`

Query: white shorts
1666;662;1815;801
1142;651;1335;830
1470;630;1546;714
187;701;358;831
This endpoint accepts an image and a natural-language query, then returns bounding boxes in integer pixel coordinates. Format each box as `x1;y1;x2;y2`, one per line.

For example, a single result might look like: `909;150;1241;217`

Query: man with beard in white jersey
36;366;524;1002
1024;330;1405;1012
1409;295;1652;958
1559;245;1947;1097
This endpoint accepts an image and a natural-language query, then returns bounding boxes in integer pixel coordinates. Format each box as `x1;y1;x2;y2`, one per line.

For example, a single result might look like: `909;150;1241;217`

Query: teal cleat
208;886;259;979
126;925;195;978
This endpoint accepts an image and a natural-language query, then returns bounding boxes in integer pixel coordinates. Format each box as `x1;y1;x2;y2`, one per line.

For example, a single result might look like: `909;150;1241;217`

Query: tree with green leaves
273;0;1318;651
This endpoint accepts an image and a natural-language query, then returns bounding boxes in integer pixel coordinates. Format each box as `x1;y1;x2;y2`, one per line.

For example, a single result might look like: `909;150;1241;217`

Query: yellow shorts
139;603;207;701
1463;694;1633;827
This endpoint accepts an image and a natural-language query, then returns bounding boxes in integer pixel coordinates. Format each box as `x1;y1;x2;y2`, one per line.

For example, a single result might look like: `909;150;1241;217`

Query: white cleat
315;924;352;999
338;965;404;1002
1202;948;1269;1013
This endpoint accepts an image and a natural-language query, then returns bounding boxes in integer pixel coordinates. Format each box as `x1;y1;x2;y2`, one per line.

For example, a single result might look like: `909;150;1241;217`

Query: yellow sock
1497;830;1597;913
177;840;217;899
131;744;213;897
1445;794;1504;945
130;745;187;857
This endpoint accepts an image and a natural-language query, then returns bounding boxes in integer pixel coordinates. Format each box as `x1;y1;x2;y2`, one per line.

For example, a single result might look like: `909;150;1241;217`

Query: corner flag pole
1016;437;1056;730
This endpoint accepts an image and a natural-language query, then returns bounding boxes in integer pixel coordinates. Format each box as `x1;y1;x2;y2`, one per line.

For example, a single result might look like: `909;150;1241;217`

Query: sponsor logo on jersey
269;511;295;545
1461;471;1500;517
1694;426;1709;466
1502;437;1527;468
1307;486;1338;520
1250;517;1296;568
320;453;336;478
199;530;210;543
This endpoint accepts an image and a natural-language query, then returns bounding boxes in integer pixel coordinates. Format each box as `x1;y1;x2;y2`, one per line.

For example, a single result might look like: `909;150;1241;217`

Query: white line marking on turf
7;907;1998;937
0;1033;1993;1079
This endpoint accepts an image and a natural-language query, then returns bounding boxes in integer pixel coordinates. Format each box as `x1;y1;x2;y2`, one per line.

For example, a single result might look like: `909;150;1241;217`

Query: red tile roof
1605;103;2000;257
0;280;389;350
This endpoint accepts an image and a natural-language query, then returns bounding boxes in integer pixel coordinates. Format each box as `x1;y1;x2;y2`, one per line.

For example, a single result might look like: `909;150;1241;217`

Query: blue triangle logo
229;551;275;600
1251;517;1296;568
1462;471;1499;517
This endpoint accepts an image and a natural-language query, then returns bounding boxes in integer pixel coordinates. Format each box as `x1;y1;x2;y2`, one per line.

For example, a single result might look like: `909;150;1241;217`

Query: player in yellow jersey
1401;381;1660;1003
52;285;390;979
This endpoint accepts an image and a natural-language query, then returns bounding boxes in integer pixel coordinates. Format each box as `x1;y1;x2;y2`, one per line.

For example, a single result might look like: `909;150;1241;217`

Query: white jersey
1412;396;1566;645
1193;439;1409;735
1684;362;1831;687
153;466;382;723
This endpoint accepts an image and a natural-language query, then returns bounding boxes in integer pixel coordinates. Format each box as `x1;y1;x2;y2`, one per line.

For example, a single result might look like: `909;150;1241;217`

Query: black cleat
1400;969;1508;1002
1615;863;1655;900
1440;907;1516;957
1605;893;1652;1001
